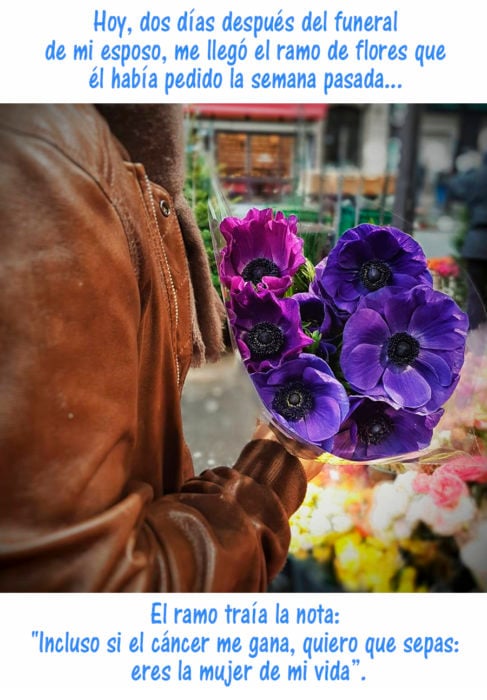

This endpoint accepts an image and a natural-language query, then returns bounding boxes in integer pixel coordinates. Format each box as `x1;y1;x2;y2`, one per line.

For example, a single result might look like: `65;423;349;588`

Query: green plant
184;139;223;300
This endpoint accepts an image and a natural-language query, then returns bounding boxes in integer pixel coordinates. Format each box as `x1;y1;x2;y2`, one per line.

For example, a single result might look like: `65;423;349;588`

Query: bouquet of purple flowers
213;207;469;464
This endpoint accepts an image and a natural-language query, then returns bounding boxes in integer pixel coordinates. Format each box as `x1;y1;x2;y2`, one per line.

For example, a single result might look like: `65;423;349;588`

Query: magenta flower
219;208;305;295
227;283;311;373
251;354;349;451
341;285;468;413
333;396;443;461
317;224;433;313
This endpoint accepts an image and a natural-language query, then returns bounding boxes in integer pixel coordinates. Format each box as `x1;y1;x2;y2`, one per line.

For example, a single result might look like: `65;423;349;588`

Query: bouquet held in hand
216;208;469;463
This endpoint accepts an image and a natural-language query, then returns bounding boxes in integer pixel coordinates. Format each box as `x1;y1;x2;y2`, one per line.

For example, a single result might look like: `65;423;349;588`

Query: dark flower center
246;322;284;359
360;260;391;291
242;257;281;284
358;414;393;446
272;381;314;421
387;332;420;366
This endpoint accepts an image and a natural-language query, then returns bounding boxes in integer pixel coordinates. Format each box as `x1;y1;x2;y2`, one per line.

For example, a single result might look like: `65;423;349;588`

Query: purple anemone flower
316;224;433;313
292;292;339;360
292;292;325;333
227;283;311;373
341;285;468;413
309;259;350;329
333;396;443;461
292;290;341;337
251;354;349;451
219;208;305;295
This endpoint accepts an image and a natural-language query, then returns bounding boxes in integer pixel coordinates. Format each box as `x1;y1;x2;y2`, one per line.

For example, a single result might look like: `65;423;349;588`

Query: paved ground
181;226;458;473
181;352;260;474
415;223;456;258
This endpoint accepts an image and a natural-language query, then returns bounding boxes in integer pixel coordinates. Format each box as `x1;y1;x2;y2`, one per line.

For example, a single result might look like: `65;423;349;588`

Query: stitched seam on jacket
130;167;181;388
145;177;181;388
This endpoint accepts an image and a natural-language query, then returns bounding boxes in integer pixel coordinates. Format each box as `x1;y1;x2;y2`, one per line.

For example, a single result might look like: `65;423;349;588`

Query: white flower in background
407;493;477;537
369;472;417;542
308;487;353;536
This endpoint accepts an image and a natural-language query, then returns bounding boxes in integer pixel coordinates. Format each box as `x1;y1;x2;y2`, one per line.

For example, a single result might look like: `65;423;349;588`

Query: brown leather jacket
0;104;307;592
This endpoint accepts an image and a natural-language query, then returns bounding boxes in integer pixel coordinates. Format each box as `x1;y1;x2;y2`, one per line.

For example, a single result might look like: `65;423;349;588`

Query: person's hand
252;420;324;482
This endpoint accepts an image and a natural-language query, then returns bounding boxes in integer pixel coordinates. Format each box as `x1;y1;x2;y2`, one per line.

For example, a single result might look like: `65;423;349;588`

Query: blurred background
180;102;487;592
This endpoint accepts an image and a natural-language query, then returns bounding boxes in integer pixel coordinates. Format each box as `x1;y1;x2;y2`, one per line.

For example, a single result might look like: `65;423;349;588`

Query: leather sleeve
0;110;307;592
145;441;307;592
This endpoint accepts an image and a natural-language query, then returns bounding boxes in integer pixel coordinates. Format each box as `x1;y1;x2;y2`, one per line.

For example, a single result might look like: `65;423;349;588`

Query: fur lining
97;104;225;365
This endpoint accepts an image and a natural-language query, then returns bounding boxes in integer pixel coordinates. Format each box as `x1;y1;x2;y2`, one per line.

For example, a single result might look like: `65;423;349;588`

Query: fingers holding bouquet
252;418;324;482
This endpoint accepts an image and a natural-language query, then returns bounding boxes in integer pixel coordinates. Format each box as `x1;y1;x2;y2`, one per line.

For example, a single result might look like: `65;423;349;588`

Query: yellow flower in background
289;470;423;592
310;541;333;564
333;532;404;592
289;481;362;558
396;566;428;592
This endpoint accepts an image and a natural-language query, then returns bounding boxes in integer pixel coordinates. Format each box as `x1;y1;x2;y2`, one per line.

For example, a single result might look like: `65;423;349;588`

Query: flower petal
343;343;384;390
343;308;390;346
366;228;403;258
408;293;468;348
303;397;343;441
336;238;372;269
382;366;432;408
380;293;415;333
414;349;453;387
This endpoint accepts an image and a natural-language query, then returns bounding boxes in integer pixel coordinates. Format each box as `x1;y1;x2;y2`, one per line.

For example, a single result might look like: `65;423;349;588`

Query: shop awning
186;104;328;121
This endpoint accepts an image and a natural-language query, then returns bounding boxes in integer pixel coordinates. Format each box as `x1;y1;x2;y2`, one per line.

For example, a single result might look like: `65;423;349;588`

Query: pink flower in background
427;256;460;278
413;473;431;494
429;468;468;508
413;466;468;508
443;455;487;483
